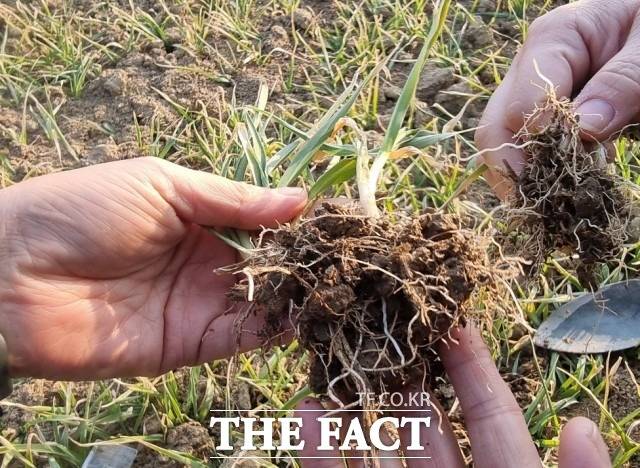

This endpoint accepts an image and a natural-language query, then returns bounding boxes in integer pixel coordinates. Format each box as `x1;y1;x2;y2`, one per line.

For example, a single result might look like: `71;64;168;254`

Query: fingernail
584;420;611;464
585;419;598;438
575;99;615;134
276;187;307;198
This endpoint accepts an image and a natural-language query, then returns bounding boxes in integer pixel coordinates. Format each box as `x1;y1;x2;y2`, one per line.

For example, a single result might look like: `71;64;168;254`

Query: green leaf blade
380;0;452;155
308;158;357;200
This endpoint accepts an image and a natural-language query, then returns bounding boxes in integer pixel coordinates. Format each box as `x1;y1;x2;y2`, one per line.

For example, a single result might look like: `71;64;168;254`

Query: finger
144;157;307;229
476;0;639;195
295;398;344;468
294;401;374;468
296;399;408;468
345;410;401;468
574;9;640;140
332;408;382;468
479;139;523;199
439;326;541;468
476;7;587;185
559;417;612;468
340;409;365;468
197;303;294;363
394;390;464;468
376;424;404;468
580;140;617;165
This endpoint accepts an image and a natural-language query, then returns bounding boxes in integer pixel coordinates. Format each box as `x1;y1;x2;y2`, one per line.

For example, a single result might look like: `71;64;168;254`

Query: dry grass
0;1;638;467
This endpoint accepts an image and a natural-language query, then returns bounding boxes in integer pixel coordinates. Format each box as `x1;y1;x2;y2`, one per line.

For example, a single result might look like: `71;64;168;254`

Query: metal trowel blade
81;446;138;468
534;279;640;353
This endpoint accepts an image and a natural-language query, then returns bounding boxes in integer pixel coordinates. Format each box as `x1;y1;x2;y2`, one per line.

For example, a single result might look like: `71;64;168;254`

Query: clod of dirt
135;422;214;468
1;379;55;436
102;71;127;96
435;81;476;115
292;8;314;30
164;27;183;47
383;65;456;104
475;0;497;13
230;381;254;411
228;203;513;406
416;65;457;102
382;83;402;101
1;380;94;443
505;94;630;284
461;15;494;50
167;422;214;456
262;24;291;55
85;144;119;165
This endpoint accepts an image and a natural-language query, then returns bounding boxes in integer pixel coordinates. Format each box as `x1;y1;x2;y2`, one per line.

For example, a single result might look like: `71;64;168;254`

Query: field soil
2;1;638;467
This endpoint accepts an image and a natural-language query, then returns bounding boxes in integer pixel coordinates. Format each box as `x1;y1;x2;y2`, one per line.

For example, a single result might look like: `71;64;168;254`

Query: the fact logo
209;392;432;456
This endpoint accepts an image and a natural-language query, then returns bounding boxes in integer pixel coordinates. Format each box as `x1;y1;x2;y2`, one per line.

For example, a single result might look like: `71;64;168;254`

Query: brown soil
0;379;94;438
4;1;632;466
504;95;630;285
0;0;522;183
607;363;640;422
1;379;56;440
1;48;232;179
134;421;215;468
229;202;513;406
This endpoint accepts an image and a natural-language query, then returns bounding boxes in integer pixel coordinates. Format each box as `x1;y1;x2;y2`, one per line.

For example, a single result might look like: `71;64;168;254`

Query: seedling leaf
308;158;356;200
278;60;389;188
380;0;452;154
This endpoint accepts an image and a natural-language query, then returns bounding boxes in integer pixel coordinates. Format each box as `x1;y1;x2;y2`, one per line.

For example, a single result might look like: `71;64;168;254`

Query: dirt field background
0;0;638;467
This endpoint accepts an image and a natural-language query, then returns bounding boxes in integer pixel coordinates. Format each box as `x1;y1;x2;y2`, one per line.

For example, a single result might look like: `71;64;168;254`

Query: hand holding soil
0;157;615;467
0;158;306;379
295;326;612;468
477;0;640;198
0;0;636;465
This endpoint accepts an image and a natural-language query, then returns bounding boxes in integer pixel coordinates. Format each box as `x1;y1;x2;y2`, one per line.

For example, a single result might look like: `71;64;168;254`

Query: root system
505;94;630;284
228;203;513;407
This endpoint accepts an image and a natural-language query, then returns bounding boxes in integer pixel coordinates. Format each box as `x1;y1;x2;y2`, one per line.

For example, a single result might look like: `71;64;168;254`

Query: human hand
295;326;611;468
477;0;640;198
0;158;307;380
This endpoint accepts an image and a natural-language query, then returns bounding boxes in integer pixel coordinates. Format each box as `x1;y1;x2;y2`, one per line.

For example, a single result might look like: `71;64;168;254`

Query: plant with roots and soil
213;0;636;436
214;0;515;415
503;78;632;287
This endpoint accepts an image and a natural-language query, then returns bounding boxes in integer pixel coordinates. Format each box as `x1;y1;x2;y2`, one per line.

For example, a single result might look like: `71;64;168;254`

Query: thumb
574;22;640;141
149;158;307;229
559;417;611;468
